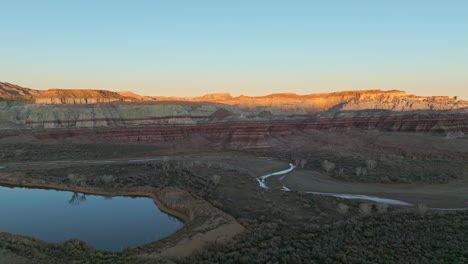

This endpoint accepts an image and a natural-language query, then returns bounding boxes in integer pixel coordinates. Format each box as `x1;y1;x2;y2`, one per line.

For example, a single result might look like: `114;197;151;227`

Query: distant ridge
0;81;466;112
0;82;40;96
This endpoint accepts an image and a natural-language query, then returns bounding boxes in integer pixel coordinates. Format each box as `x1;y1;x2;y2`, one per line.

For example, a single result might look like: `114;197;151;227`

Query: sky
1;0;467;98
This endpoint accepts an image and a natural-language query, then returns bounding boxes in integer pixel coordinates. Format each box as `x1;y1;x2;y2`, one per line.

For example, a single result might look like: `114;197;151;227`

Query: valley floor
0;143;468;263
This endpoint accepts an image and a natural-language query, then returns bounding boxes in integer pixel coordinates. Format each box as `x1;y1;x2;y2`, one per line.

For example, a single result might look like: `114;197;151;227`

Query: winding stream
256;164;468;210
256;163;296;189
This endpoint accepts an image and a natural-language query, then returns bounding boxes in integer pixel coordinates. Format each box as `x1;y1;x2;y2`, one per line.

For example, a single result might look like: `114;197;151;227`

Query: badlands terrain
0;81;468;264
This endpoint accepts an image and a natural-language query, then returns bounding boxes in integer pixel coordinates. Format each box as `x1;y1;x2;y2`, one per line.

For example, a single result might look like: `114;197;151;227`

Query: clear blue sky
1;0;467;98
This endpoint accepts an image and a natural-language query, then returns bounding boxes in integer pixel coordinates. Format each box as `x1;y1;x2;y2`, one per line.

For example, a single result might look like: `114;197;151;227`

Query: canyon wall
0;83;140;104
0;81;467;149
0;99;466;149
2;82;466;112
156;90;467;112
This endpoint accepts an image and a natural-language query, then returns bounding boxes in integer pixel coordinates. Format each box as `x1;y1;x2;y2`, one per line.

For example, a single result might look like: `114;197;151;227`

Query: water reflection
0;186;183;252
69;192;87;205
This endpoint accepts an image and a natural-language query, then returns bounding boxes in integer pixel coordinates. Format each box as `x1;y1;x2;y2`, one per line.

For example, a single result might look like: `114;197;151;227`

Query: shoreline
0;176;245;259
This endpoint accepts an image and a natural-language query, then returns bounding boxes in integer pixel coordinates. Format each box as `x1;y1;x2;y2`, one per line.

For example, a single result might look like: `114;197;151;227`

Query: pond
0;185;183;252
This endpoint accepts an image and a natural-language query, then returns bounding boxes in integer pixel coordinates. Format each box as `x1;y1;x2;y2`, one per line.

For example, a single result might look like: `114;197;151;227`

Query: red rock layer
4;111;465;150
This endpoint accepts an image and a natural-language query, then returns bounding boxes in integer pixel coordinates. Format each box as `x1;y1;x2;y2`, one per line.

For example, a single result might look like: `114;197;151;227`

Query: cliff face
0;82;40;96
0;83;140;104
33;89;140;104
1;109;466;149
190;90;410;112
2;81;466;112
179;90;467;112
0;81;466;148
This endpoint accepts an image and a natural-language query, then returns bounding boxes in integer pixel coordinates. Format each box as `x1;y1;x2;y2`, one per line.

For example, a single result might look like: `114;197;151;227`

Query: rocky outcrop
1;109;464;150
190;90;411;112
0;81;466;148
0;101;290;129
33;89;139;104
340;94;466;111
116;91;156;101
155;90;467;112
1;81;466;112
0;82;40;96
0;82;141;104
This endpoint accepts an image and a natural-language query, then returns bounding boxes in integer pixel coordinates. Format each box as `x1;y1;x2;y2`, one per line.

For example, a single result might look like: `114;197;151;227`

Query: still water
0;186;183;252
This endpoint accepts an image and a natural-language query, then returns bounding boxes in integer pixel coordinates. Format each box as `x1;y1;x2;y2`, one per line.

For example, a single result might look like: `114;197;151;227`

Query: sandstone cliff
33;89;140;104
1;81;466;112
0;82;140;104
0;81;466;147
0;82;40;96
179;90;467;112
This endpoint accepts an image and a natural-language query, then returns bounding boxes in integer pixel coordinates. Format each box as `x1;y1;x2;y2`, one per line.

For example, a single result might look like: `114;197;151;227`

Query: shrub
321;160;335;172
188;209;195;221
67;173;85;186
161;157;170;170
359;203;373;215
337;203;349;214
101;175;114;185
376;203;388;213
68;173;76;182
415;204;428;216
212;174;221;186
355;167;367;177
365;159;377;170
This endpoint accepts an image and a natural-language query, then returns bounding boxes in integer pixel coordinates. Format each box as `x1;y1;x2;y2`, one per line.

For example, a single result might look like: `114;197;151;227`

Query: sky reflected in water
0;186;183;252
